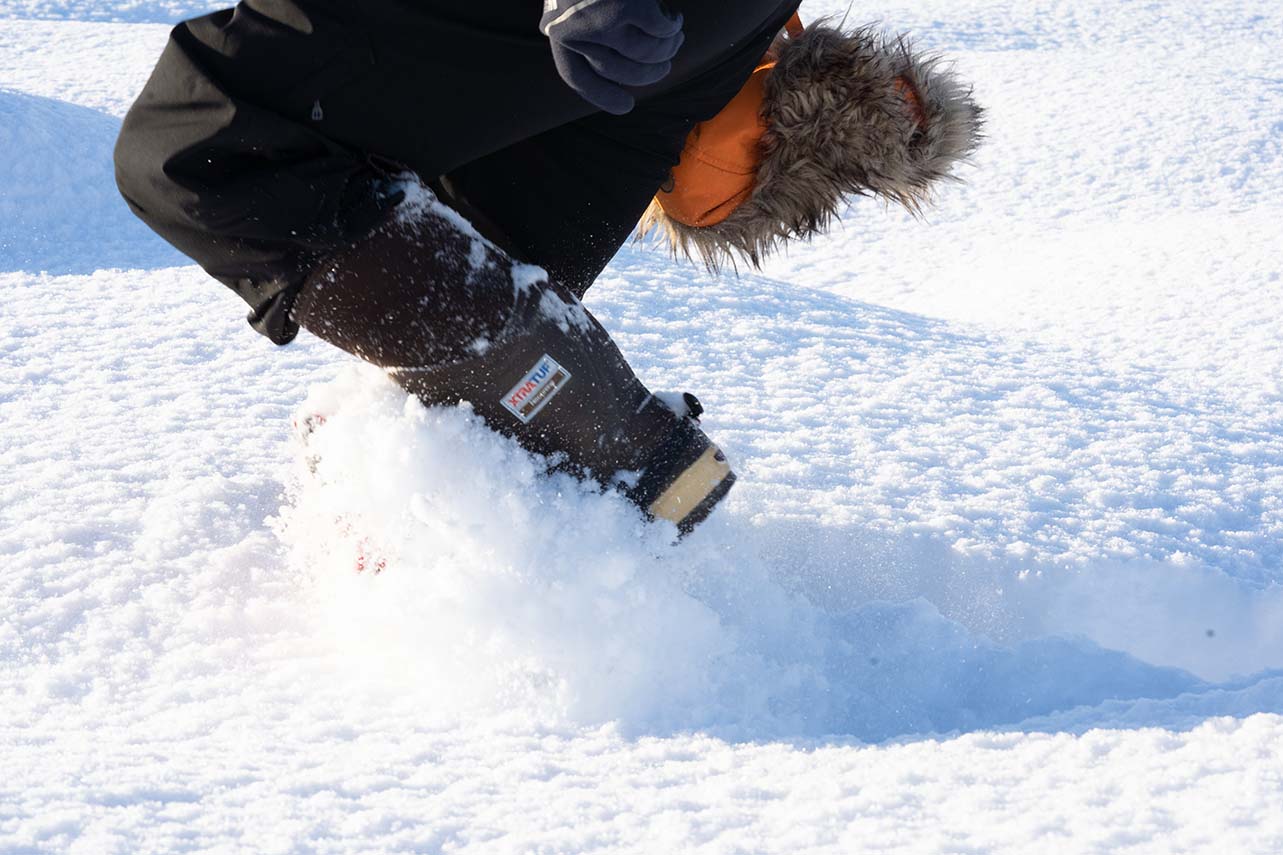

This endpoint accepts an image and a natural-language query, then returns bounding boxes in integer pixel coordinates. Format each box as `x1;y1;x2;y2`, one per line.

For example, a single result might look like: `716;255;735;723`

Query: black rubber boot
292;186;735;533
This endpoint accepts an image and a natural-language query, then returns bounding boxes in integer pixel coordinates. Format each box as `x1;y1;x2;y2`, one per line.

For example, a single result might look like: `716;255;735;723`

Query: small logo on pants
502;355;572;424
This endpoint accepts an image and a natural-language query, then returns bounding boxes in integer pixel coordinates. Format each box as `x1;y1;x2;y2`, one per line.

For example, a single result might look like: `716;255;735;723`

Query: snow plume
269;369;1283;741
278;368;730;733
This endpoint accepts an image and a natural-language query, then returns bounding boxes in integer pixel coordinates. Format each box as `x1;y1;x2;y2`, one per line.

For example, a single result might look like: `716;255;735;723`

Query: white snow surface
3;0;1283;852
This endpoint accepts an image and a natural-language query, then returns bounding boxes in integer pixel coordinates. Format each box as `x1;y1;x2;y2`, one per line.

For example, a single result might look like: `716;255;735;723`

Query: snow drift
273;369;1283;741
0;88;181;273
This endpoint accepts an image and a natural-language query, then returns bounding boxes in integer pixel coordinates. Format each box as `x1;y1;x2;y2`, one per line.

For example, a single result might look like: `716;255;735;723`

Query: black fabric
290;200;518;368
114;0;799;341
292;189;734;526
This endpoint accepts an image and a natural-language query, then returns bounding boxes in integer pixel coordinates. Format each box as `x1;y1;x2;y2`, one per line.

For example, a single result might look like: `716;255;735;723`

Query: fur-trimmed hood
640;22;984;269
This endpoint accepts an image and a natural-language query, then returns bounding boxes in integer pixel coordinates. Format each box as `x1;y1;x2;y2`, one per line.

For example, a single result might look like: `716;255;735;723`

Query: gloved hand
540;0;685;115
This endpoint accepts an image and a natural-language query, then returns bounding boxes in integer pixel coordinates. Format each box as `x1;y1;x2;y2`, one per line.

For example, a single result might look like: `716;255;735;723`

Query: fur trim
641;23;984;270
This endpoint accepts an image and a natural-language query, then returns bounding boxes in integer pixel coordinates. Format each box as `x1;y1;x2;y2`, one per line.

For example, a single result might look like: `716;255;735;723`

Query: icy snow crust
3;0;1283;852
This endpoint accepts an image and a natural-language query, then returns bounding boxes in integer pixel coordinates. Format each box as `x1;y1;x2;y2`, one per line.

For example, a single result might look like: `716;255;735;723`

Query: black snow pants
115;0;799;344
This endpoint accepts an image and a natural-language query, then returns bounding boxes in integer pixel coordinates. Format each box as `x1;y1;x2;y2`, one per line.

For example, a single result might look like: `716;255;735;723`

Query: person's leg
285;3;797;529
115;0;589;344
116;0;795;336
291;185;736;532
116;0;794;529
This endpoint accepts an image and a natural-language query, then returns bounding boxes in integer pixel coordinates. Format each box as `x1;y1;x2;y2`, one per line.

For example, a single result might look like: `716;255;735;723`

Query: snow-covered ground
3;0;1282;852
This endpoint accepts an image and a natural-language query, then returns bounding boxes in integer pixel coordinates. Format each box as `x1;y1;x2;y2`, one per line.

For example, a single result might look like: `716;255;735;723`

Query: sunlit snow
2;0;1281;852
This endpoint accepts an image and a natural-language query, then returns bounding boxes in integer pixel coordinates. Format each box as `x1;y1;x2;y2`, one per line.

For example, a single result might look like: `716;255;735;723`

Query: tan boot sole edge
648;445;734;527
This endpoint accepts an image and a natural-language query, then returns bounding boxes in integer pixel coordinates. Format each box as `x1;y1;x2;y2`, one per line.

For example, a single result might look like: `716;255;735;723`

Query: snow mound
274;369;1250;741
0;89;179;273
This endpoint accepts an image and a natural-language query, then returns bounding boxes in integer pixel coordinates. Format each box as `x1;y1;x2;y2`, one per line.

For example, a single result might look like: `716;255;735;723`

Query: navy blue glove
541;0;685;115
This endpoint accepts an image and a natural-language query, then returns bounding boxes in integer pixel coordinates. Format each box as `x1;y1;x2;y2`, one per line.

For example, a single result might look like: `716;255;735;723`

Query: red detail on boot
354;540;387;575
293;412;328;442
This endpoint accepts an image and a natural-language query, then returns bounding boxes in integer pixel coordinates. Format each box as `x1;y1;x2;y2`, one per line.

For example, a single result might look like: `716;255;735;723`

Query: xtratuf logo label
501;355;572;424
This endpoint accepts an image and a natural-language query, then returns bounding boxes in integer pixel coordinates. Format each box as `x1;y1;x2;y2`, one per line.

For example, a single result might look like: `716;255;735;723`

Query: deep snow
2;0;1282;852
